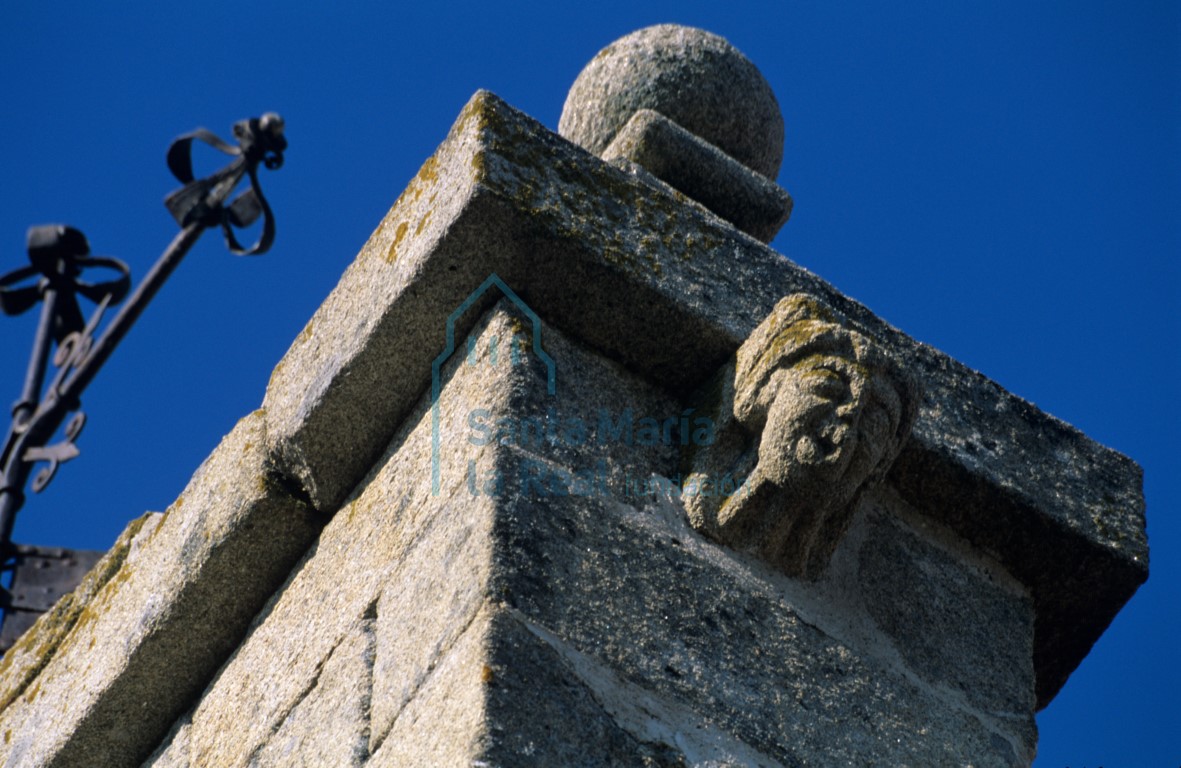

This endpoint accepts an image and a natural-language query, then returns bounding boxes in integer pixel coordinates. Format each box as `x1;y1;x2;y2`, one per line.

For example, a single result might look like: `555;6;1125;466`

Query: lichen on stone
0;511;159;713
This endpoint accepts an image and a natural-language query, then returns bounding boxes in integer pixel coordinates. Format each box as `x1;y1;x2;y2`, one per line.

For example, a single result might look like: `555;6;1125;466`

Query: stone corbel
684;294;920;579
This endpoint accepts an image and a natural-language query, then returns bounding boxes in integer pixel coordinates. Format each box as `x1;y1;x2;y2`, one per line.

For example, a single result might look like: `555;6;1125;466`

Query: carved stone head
685;294;919;579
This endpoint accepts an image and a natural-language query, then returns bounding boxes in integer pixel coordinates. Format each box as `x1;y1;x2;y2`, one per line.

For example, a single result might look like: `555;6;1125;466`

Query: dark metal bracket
0;545;105;651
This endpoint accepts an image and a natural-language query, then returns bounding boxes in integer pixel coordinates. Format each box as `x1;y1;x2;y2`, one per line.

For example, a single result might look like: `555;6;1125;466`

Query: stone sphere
559;25;784;180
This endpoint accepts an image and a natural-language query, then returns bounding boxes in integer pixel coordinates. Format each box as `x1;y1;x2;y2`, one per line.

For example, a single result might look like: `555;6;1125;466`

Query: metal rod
0;223;206;553
0;278;62;556
59;222;203;404
0;112;285;578
12;285;59;432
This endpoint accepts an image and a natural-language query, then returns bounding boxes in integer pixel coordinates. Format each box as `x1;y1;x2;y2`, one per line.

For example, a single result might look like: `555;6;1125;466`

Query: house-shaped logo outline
430;273;556;494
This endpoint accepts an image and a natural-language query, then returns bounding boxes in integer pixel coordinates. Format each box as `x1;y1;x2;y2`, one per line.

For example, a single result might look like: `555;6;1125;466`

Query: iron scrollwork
165;113;287;255
0;114;288;635
0;226;130;497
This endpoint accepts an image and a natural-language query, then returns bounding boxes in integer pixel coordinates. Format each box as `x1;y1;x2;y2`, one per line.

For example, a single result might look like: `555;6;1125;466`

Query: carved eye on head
795;357;855;401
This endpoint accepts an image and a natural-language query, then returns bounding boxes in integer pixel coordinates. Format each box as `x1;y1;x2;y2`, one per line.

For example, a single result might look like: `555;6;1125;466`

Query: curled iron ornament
25;411;85;493
164;112;287;255
0;230;131;345
0;113;288;585
0;226;130;444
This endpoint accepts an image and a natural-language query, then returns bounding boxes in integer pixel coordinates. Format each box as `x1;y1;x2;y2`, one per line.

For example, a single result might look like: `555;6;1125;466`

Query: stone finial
560;25;785;181
559;25;792;243
685;294;920;579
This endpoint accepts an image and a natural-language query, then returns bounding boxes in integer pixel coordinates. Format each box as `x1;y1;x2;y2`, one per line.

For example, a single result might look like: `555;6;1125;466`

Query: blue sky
1;2;1177;763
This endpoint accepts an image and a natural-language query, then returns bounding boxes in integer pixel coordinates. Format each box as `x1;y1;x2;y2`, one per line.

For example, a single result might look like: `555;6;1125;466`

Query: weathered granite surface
0;29;1147;763
0;411;322;767
148;305;1037;765
856;500;1034;718
559;24;785;181
261;87;1146;706
602;108;793;243
0;511;161;718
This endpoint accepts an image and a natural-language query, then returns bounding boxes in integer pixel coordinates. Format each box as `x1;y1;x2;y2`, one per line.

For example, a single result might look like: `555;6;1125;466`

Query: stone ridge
260;88;1144;705
0;411;323;767
601;108;793;243
0;511;160;717
146;304;1037;765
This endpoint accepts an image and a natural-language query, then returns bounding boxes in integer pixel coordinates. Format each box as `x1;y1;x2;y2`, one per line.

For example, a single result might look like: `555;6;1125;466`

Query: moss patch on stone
473;92;741;284
0;512;158;713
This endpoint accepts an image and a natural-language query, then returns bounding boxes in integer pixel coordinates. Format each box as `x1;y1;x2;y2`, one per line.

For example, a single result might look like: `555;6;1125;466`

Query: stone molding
261;88;1145;704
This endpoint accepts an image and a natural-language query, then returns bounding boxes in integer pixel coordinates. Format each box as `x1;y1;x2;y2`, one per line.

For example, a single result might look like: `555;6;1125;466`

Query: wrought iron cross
0;114;287;649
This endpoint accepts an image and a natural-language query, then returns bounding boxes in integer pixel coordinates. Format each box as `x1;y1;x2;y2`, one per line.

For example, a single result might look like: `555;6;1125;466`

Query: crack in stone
504;606;788;768
369;595;487;756
241;619;354;768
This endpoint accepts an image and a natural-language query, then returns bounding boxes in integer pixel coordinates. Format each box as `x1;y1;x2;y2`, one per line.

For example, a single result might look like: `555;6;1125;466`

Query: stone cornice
261;90;1146;707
